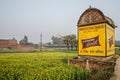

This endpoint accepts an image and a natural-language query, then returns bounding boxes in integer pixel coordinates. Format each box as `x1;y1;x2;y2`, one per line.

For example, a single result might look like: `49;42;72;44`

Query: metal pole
39;36;41;51
40;33;42;51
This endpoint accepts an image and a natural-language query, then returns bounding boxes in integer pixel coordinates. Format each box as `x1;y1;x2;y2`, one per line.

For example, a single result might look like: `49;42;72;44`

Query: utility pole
40;33;42;51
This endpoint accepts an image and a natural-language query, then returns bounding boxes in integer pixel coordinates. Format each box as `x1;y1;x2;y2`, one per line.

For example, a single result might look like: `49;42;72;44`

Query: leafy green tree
19;35;28;45
63;34;77;50
63;35;70;50
75;39;78;50
69;34;76;50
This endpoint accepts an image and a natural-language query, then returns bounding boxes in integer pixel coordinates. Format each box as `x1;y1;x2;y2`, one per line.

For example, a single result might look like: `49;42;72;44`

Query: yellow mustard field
0;51;89;80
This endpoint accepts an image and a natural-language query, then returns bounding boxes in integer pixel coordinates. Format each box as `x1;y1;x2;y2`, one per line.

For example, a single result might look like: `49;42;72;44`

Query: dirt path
110;56;120;80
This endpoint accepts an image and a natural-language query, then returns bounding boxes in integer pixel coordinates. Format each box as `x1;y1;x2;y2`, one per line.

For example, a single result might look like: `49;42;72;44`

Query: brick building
0;39;18;49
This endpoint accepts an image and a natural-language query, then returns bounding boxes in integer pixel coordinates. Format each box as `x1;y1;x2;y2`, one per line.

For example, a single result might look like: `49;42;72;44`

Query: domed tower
77;7;116;57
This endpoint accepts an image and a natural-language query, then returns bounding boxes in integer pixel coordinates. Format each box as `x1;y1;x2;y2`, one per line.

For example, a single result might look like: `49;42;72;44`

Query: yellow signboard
106;24;115;56
78;23;114;56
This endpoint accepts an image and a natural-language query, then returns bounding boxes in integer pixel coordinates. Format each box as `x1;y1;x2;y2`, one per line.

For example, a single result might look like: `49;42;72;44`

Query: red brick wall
0;39;18;49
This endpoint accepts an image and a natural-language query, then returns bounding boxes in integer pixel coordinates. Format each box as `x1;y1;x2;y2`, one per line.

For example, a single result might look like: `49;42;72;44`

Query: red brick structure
0;39;18;49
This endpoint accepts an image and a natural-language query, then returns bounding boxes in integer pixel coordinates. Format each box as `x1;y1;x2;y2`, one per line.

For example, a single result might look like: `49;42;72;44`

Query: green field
0;48;118;80
115;47;120;54
0;50;90;80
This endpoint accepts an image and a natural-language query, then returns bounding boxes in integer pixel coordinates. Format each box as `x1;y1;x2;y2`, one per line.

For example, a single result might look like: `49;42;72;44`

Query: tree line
51;34;77;50
19;34;78;50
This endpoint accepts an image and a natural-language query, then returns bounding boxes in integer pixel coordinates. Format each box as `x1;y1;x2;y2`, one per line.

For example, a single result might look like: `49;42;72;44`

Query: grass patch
0;49;27;53
0;49;77;54
115;47;120;54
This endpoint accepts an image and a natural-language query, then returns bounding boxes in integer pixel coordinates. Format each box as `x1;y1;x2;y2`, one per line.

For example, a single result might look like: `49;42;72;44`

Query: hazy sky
0;0;120;44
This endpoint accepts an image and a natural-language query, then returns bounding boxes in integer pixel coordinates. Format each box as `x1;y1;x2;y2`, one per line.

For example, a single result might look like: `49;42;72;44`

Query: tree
75;39;78;50
69;34;76;50
63;34;77;50
63;35;70;50
19;35;28;45
51;36;56;44
51;35;63;46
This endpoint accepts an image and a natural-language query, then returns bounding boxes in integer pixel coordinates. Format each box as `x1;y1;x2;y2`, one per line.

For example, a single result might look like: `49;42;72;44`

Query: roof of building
77;7;116;28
